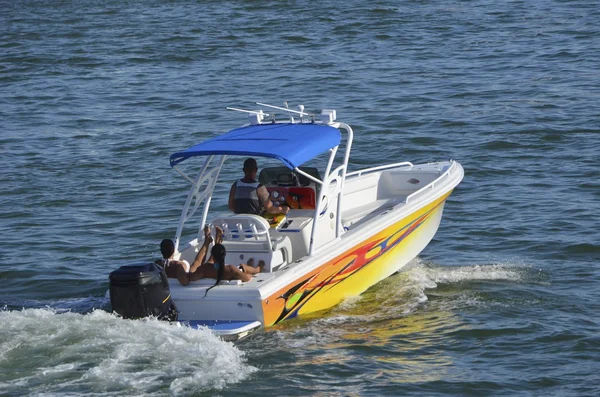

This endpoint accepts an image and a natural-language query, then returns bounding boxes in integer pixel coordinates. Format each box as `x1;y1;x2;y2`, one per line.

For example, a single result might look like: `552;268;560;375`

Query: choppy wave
0;309;256;396
4;296;109;314
2;0;599;394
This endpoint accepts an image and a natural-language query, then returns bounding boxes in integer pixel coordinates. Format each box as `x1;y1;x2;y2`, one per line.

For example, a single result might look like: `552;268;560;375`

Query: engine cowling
109;262;177;321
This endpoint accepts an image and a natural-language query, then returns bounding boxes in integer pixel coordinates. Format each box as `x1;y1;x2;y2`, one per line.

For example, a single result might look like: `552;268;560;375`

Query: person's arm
228;183;236;212
257;185;289;215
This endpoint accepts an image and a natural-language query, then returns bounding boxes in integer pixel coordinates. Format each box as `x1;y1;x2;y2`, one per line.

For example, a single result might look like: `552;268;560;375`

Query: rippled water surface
1;0;599;395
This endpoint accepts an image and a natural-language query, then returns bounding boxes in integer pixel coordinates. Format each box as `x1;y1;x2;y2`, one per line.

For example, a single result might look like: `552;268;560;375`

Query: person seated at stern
156;235;209;286
228;157;290;216
187;226;264;287
158;226;264;286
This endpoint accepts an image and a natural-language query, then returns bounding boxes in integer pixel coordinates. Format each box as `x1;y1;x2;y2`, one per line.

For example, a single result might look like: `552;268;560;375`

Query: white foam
274;258;532;344
412;261;526;285
335;295;362;311
0;309;256;396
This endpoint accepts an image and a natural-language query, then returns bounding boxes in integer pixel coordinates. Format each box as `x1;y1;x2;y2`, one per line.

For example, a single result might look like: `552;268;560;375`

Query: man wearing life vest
228;158;290;216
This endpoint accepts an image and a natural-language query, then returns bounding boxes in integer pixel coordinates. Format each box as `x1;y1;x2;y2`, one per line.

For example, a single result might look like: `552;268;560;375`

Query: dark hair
243;158;258;172
203;243;226;298
160;239;175;259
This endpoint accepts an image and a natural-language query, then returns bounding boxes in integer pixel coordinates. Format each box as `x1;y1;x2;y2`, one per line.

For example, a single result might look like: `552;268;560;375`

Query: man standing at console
228;158;289;215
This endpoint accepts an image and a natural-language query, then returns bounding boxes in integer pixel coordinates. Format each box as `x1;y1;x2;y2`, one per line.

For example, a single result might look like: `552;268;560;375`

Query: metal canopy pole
198;155;227;241
174;156;213;252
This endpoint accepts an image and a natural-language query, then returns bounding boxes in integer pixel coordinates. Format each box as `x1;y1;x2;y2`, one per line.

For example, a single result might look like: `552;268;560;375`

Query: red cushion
266;187;316;209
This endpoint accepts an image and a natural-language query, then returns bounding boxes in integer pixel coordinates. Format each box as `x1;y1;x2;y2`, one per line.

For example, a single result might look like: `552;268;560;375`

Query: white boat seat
212;214;272;249
211;214;292;271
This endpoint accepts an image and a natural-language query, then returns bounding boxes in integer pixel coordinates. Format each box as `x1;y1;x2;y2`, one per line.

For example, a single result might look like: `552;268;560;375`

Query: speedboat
109;103;464;340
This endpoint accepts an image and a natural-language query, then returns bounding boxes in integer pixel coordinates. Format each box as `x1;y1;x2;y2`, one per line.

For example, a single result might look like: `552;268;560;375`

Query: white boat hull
170;160;462;337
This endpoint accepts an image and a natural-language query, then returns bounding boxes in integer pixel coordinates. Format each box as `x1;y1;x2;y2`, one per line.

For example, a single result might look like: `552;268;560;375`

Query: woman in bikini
161;226;264;287
156;225;214;286
188;226;265;290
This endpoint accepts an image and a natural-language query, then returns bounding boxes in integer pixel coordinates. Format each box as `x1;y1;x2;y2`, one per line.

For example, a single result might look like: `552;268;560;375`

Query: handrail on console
346;162;414;178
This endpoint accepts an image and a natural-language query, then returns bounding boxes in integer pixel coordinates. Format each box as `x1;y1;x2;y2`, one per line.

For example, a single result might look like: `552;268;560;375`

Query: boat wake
406;257;538;284
333;256;542;316
0;309;256;396
264;257;545;347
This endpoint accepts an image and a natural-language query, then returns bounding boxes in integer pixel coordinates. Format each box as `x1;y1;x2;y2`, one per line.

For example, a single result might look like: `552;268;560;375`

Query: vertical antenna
284;101;294;123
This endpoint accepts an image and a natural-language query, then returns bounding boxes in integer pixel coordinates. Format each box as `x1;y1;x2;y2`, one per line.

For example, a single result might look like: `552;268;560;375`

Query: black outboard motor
109;262;178;321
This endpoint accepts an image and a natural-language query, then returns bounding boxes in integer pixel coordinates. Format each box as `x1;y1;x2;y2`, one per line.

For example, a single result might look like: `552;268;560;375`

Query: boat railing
405;161;456;204
211;215;272;247
346;162;414;178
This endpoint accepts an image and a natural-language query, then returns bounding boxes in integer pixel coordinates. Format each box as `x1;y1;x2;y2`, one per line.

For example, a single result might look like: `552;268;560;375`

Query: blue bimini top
170;123;341;169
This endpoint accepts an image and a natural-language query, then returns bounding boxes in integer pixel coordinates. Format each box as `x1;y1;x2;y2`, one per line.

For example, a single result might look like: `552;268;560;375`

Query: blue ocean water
1;0;599;395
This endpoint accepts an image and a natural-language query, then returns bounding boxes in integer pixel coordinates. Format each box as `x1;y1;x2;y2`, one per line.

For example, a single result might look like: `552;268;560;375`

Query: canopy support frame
173;155;226;253
171;118;354;260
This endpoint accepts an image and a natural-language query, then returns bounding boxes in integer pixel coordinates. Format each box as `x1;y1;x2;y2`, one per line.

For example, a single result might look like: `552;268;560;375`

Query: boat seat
211;214;292;270
212;214;272;248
